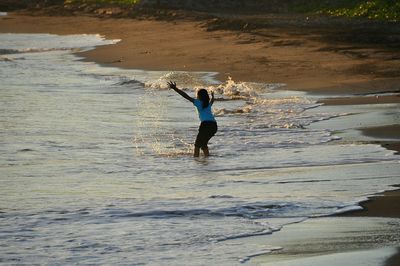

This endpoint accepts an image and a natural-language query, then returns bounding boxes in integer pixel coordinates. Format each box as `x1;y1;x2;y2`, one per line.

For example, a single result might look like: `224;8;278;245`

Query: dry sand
2;13;400;93
1;12;399;265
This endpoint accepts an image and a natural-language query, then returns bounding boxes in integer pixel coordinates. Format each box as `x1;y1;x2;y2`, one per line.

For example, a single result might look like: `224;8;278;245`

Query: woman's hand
167;81;177;90
167;81;194;103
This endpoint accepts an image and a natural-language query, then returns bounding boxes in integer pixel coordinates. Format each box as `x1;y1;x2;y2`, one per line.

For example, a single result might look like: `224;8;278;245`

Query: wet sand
336;189;400;266
318;95;400;106
341;188;400;218
251;216;400;266
1;12;399;265
361;125;400;155
249;189;400;266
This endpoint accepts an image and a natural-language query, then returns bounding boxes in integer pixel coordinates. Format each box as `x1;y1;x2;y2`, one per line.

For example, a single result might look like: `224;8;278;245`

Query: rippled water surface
1;33;399;265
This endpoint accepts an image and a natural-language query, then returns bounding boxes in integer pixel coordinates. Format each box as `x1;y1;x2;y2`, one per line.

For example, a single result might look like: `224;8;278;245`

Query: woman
168;81;218;157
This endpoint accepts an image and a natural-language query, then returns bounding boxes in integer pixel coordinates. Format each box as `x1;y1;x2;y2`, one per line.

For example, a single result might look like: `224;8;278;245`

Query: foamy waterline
0;33;120;55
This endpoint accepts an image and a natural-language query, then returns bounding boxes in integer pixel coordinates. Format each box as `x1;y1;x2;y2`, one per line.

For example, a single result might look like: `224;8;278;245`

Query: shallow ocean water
1;33;399;265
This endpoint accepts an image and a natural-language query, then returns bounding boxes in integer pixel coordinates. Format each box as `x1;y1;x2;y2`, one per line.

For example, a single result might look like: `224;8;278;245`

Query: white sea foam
0;33;119;55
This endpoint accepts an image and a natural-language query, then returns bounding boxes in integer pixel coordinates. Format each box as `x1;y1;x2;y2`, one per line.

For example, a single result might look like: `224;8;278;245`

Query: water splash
131;89;193;157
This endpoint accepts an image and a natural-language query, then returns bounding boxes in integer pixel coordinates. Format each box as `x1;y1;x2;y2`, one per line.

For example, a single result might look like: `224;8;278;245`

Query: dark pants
195;121;218;149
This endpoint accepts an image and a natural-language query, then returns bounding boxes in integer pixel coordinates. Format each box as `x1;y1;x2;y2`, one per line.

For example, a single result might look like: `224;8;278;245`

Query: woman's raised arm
168;81;194;103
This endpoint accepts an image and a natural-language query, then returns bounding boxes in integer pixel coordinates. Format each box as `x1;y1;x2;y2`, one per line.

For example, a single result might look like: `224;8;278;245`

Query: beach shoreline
253;188;400;266
1;12;400;90
1;11;399;265
340;188;400;218
1;16;398;88
1;13;399;151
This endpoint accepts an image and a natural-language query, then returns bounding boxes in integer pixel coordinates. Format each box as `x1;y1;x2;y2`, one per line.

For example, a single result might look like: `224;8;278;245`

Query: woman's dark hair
197;89;210;109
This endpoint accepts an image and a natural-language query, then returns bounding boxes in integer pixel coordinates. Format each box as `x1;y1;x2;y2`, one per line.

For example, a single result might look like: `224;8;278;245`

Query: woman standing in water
168;81;218;157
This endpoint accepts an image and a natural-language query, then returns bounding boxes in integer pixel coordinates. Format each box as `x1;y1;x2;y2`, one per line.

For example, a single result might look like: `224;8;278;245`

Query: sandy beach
1;13;400;91
1;10;399;265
